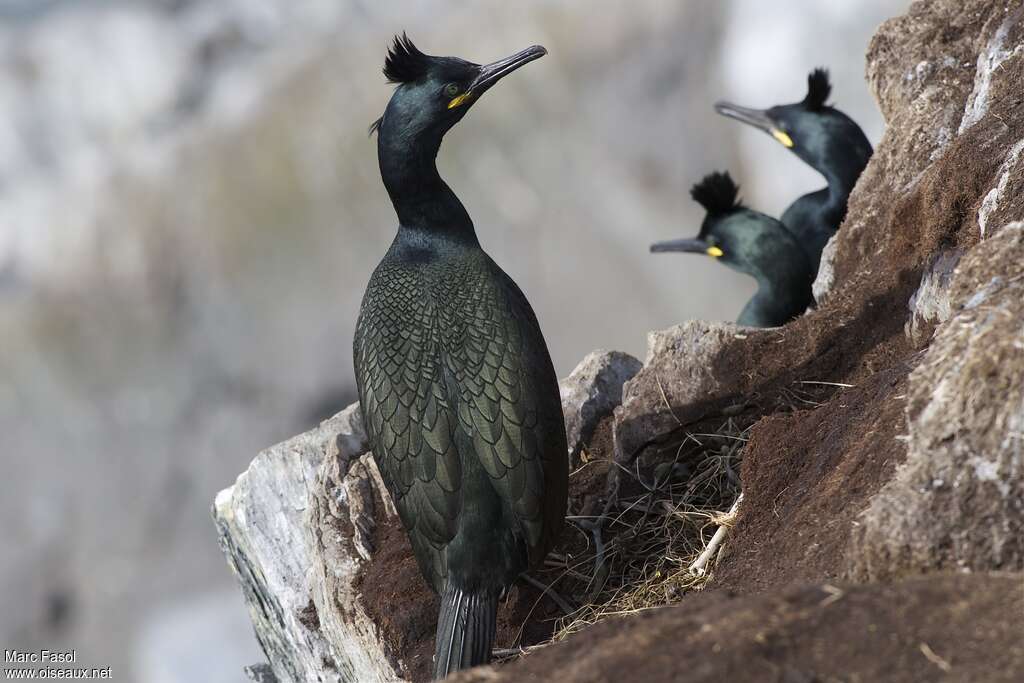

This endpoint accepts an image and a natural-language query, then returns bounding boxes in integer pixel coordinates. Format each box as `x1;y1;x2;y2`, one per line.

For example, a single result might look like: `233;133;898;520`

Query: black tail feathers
690;171;742;215
433;584;498;679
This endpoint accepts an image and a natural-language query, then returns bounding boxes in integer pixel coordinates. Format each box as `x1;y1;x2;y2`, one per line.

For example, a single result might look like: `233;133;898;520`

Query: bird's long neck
790;165;856;234
755;269;804;304
743;267;810;326
378;133;477;244
821;164;860;212
810;139;870;218
750;236;813;313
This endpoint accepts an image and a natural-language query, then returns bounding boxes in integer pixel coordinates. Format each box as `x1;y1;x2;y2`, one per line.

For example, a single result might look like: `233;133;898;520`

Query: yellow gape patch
706;246;724;258
448;93;474;109
772;129;795;148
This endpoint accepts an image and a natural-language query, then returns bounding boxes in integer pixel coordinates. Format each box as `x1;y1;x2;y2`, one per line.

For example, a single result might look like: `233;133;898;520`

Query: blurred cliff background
0;1;905;680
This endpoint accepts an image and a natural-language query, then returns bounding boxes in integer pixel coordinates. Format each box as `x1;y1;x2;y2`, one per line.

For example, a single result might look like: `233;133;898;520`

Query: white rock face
811;233;839;304
904;248;961;344
978;138;1024;237
957;4;1024;134
213;403;401;683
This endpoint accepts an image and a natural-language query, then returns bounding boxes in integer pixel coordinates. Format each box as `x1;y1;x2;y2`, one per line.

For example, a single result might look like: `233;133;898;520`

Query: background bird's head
714;69;871;176
371;34;546;147
651;171;807;284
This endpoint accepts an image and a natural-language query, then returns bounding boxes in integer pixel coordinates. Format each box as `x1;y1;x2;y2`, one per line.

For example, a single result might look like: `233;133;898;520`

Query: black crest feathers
383;33;430;84
691;171;741;215
803;68;832;111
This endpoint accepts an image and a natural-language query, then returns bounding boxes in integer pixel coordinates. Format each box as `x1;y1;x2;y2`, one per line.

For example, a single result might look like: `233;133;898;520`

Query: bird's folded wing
355;267;461;589
441;260;566;563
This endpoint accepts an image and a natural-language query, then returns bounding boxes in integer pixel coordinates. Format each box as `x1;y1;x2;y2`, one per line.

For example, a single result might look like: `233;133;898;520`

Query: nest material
503;418;748;656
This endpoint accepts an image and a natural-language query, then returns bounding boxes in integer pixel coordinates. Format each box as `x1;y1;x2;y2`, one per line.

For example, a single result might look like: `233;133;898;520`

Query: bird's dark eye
444;83;460;97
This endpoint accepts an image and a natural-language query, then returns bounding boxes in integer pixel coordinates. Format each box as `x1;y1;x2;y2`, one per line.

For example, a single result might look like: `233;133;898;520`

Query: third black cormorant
354;35;567;679
651;171;813;327
714;69;872;275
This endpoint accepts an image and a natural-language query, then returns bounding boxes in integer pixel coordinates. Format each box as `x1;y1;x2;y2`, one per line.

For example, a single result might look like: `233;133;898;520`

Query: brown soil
453;573;1024;683
716;364;909;592
354;515;438;680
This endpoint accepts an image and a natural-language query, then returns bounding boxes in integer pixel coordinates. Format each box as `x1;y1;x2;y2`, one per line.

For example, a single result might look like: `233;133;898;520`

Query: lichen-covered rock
560;350;641;456
978;139;1024;237
905;248;962;344
836;0;1024;582
213;403;401;683
851;223;1024;579
810;232;839;303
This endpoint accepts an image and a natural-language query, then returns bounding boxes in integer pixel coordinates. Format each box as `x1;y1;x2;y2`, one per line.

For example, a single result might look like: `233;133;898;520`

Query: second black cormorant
651;171;813;327
354;35;567;679
715;69;872;275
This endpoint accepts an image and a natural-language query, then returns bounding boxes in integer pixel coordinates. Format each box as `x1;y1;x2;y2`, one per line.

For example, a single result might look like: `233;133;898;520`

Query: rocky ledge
214;0;1024;680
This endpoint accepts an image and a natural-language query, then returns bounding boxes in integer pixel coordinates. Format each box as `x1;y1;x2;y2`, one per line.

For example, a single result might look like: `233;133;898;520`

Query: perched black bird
651;172;813;327
354;35;567;679
714;69;872;275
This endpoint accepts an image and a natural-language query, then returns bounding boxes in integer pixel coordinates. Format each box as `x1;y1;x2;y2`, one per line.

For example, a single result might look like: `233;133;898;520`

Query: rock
213;403;401;683
305;416;400;681
957;4;1024;135
851;223;1024;580
244;663;279;683
904;248;962;344
810;232;839;303
978;139;1024;237
451;574;1024;683
613;321;748;462
559;350;642;456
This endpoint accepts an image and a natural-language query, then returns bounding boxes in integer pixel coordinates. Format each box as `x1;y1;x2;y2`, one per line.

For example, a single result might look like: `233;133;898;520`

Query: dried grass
515;418;748;651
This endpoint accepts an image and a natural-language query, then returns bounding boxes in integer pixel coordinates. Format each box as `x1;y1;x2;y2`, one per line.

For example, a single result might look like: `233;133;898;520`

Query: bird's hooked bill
714;101;794;148
463;45;547;101
650;238;722;258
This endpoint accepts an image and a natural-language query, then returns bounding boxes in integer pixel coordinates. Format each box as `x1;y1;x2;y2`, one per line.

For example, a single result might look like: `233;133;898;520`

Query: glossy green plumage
354;241;567;594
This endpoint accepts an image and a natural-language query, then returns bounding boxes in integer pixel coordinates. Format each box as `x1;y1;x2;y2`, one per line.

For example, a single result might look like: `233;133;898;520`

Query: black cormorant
714;69;872;275
651;171;813;327
353;35;567;679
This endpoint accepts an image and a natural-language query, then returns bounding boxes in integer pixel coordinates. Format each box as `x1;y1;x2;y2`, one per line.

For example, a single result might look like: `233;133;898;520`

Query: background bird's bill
650;238;724;258
714;101;795;147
